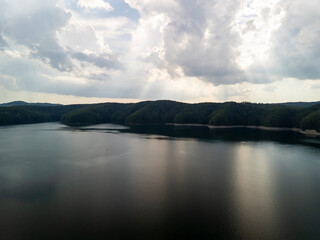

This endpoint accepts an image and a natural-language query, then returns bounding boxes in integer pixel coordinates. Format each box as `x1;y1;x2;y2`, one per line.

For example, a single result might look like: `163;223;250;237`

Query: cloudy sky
0;0;319;104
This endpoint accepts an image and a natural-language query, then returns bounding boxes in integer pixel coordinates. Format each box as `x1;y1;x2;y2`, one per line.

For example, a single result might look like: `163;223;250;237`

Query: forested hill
0;101;61;107
0;105;85;126
60;101;320;131
0;101;320;132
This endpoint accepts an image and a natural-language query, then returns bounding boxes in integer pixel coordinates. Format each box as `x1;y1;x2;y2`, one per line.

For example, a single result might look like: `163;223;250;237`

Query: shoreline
1;121;319;137
166;123;320;137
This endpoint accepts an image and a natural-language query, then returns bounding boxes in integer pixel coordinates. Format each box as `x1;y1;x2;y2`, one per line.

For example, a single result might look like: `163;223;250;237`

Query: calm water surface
0;123;320;239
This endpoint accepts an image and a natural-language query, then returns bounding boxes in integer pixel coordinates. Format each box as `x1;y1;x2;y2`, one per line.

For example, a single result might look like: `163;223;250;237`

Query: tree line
1;100;319;131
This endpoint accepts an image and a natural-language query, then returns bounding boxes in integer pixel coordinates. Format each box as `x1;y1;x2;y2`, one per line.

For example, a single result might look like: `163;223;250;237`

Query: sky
0;0;319;104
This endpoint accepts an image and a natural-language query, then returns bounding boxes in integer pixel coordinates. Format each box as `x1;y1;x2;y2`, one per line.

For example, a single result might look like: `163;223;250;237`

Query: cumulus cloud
71;51;121;70
77;0;113;12
0;72;18;90
267;0;320;80
0;35;7;48
238;0;320;84
126;0;247;85
0;0;126;87
1;0;72;71
0;5;8;49
0;0;319;103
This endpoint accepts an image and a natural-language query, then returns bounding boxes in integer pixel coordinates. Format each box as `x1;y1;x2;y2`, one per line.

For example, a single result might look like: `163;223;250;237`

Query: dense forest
0;100;320;132
0;105;84;125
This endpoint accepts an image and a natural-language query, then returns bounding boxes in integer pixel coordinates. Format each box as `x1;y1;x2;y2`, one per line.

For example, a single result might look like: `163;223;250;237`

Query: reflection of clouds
59;150;132;167
0;165;57;201
0;123;63;202
1;182;56;201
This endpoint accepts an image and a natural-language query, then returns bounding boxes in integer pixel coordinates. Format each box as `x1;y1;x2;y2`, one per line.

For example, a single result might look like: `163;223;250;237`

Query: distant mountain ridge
280;101;320;108
1;100;320;108
0;101;62;107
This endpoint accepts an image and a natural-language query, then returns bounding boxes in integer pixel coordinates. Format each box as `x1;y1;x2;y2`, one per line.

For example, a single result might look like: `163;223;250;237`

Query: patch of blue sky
107;0;140;21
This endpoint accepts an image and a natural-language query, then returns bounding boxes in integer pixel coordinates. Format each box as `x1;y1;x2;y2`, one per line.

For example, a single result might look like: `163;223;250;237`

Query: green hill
0;100;319;132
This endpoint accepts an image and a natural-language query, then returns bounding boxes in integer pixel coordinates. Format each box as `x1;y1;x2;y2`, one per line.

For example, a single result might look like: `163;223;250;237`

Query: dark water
0;123;320;240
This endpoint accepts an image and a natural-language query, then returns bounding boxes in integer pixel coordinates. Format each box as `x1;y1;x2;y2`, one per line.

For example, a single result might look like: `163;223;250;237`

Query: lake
0;123;320;239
